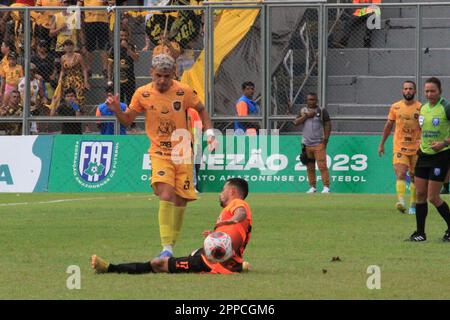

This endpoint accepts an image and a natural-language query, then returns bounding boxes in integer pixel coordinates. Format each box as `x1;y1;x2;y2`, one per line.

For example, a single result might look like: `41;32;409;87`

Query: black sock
444;183;449;191
416;202;428;234
436;201;450;230
108;262;153;274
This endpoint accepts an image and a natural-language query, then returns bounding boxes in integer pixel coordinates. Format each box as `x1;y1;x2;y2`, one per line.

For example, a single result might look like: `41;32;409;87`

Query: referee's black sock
108;262;154;274
416;202;428;234
436;201;450;230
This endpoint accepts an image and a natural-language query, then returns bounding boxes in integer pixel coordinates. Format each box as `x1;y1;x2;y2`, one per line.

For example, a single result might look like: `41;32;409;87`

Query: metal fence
0;1;449;135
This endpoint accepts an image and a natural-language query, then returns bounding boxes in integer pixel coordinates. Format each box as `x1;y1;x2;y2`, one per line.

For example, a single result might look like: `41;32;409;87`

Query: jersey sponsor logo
432;117;440;126
434;168;441;177
176;89;185;96
172;101;181;112
76;141;117;186
160;141;172;148
141;91;151;98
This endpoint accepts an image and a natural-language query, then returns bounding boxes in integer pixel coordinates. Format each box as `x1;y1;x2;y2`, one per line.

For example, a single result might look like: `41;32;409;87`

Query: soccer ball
203;232;233;263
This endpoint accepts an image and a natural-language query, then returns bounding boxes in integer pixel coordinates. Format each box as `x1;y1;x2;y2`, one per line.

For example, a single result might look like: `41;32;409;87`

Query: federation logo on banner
73;141;119;188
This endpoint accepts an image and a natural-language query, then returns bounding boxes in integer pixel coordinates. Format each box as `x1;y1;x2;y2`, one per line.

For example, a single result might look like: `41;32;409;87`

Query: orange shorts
393;152;418;173
150;156;197;201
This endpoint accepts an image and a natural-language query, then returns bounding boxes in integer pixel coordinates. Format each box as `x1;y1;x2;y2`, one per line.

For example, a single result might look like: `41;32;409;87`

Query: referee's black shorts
414;149;450;182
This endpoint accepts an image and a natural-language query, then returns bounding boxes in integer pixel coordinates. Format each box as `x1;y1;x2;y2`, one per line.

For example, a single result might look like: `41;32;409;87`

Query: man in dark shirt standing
55;87;82;134
107;29;139;105
293;93;332;193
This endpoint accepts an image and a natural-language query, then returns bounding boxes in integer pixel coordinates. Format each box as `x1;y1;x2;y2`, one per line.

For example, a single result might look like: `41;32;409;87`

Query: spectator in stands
0;4;10;46
18;63;46;134
35;0;61;49
31;40;57;102
59;39;89;109
234;81;260;135
0;89;22;135
18;63;46;113
333;0;381;48
96;86;127;135
50;0;81;62
54;87;82;134
0;41;15;86
1;51;23;106
293;92;332;194
107;0;130;38
77;0;110;78
107;29;138;105
5;2;33;56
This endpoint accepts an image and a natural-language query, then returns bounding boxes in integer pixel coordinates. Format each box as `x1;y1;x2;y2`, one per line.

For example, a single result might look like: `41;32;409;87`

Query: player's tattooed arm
215;207;247;227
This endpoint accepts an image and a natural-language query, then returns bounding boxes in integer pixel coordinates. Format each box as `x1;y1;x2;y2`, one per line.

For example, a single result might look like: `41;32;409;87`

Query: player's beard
403;93;415;101
219;197;225;208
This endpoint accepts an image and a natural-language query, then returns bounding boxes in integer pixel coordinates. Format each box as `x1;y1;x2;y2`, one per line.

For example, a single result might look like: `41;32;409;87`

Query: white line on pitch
0;195;151;207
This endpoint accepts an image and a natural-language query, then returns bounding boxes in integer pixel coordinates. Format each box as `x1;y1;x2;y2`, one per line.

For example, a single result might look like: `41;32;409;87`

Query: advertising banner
48;135;150;192
47;134;395;194
0;136;53;192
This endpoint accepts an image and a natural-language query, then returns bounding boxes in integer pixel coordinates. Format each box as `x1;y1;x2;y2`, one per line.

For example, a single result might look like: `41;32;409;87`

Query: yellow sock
172;206;186;245
396;180;406;202
410;182;416;206
158;200;174;246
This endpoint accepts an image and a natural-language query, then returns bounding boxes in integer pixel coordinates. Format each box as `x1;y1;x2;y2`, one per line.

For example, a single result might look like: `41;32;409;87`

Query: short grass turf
0;192;449;299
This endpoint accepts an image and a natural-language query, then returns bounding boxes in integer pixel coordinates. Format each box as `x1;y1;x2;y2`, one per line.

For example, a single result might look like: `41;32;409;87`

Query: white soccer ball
203;232;233;263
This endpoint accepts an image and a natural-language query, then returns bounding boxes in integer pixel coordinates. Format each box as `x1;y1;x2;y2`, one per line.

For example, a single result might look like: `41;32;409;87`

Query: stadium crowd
0;0;204;135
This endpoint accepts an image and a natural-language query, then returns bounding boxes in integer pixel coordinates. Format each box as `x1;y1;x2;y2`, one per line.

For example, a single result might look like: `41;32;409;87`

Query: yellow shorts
150;157;197;201
393;152;418;173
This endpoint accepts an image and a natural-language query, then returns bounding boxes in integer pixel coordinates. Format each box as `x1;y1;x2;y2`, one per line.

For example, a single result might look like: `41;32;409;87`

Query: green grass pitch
1;192;449;299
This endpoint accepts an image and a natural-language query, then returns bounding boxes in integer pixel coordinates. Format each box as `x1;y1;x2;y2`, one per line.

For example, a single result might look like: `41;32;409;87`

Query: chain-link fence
1;1;450;136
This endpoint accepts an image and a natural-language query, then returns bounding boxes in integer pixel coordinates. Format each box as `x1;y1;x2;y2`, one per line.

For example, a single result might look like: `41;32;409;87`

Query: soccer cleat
157;250;173;258
91;255;109;274
409;231;426;242
242;261;252;272
443;230;450;242
396;201;406;214
306;187;317;194
321;187;330;194
408;207;416;215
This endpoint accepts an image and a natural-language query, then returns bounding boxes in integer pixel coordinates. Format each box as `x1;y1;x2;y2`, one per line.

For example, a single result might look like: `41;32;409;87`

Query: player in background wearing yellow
91;178;252;274
379;81;422;214
105;54;215;258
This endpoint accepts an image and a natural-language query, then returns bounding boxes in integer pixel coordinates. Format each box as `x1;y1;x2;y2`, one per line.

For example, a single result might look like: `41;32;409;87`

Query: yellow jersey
388;100;422;155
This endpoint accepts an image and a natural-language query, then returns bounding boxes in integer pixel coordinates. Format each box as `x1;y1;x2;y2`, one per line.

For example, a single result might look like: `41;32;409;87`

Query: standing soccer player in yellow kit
106;54;215;258
379;81;422;214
